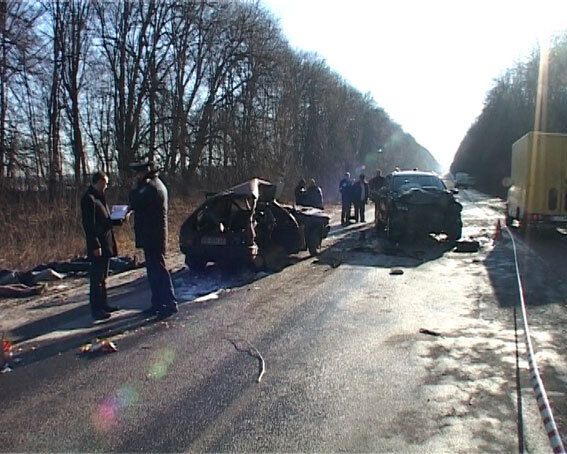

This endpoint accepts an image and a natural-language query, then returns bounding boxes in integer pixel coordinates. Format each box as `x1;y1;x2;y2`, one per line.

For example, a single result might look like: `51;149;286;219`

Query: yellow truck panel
507;132;567;228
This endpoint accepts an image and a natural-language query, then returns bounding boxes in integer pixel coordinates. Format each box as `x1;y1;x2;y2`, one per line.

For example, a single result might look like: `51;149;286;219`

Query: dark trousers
354;201;366;222
89;256;109;314
341;200;352;224
144;249;177;310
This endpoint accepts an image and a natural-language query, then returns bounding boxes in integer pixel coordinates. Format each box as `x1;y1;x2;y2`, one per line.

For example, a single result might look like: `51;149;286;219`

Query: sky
261;0;567;171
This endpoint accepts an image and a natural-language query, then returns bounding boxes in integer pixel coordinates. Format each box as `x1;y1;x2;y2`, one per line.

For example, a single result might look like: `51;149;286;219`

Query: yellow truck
507;132;567;229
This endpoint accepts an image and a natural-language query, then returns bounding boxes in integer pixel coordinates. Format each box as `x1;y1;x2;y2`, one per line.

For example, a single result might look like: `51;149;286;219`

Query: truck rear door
561;138;567;216
537;135;567;220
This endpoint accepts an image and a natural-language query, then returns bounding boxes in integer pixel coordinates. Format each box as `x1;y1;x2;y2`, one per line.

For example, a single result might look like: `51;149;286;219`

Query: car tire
375;216;386;233
446;220;462;242
185;256;207;272
386;215;403;242
250;253;265;271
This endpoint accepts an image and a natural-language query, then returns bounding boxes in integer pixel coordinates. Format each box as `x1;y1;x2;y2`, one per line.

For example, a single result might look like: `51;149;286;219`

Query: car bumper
181;244;259;263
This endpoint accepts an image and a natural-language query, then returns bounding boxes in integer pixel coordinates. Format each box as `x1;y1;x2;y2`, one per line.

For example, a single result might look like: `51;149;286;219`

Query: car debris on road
79;339;118;355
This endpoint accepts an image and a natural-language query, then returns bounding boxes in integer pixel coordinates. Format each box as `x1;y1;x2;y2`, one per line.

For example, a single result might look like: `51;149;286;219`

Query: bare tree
0;0;42;181
59;0;90;182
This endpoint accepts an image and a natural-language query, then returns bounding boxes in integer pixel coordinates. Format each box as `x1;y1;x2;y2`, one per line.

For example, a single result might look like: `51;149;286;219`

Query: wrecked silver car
374;170;462;242
179;178;330;270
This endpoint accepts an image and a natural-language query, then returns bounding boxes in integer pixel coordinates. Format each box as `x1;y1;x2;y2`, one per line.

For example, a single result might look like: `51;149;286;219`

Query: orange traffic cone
494;219;502;240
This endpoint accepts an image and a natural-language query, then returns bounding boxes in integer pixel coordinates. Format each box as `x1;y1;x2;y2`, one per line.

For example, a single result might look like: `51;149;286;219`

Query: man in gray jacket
129;160;178;318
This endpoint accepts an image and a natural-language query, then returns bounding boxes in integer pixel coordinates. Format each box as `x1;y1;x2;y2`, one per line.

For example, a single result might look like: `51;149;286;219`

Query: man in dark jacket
294;178;307;206
81;170;119;320
339;172;352;226
129;160;178;318
351;173;370;222
368;169;385;200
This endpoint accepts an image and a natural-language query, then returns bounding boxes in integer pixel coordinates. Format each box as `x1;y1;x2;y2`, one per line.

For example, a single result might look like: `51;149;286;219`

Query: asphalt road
1;193;565;452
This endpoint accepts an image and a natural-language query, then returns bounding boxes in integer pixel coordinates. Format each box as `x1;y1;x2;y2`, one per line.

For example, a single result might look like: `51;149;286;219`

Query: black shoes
141;305;178;319
92;311;111;321
156;306;178;319
141;307;159;317
101;305;119;313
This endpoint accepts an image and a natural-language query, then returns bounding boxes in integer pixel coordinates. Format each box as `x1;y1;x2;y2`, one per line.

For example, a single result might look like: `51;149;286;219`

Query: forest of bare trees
0;0;436;196
452;33;567;196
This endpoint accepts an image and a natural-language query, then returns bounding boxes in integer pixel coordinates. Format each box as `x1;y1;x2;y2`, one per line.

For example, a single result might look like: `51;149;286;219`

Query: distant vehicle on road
374;170;463;242
507;132;567;229
179;178;330;270
454;172;476;189
440;172;456;190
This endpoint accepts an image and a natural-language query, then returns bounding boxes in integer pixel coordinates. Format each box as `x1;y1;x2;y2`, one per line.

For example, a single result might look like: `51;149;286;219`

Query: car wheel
446;220;462;242
185;256;207;272
250;253;265;271
386;215;402;242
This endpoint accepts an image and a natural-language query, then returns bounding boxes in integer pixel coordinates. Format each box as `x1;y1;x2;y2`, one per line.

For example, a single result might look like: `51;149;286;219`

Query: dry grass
0;187;200;271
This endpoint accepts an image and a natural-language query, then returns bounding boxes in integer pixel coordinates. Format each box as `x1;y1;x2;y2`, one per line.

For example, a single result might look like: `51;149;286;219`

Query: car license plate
551;215;567;222
201;236;226;246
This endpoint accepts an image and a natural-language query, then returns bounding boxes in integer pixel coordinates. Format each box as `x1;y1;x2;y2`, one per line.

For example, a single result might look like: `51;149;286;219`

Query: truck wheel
307;230;322;256
505;211;513;227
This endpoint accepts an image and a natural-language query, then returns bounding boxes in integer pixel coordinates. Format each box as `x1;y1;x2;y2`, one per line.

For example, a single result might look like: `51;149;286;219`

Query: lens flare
92;398;119;432
92;385;140;432
147;348;176;380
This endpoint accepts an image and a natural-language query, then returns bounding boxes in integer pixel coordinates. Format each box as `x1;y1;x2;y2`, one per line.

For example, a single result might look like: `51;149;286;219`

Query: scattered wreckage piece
454;240;480;253
419;328;442;337
226;338;266;383
389;268;404;275
0;255;142;299
1;337;13;373
179;178;331;271
79;339;118;355
0;283;47;298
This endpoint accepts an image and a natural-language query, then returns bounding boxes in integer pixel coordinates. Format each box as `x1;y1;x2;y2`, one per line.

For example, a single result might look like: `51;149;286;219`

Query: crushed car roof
210;178;276;201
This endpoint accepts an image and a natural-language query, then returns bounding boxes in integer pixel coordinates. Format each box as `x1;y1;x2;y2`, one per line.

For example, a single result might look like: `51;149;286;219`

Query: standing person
294;178;307;205
339;172;352;226
368;169;386;222
368;169;385;198
128;160;178;318
81;170;120;321
304;178;324;209
352;174;370;222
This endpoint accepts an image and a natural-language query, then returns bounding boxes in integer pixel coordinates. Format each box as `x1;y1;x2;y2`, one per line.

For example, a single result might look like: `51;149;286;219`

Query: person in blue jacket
339;172;353;226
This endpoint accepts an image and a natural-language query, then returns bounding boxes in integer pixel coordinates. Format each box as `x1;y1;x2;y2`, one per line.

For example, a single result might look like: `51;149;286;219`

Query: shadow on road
8;221;459;370
485;227;567;308
316;223;455;269
8;266;273;369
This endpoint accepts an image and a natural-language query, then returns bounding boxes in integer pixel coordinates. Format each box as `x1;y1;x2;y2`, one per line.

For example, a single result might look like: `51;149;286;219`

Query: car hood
395;187;461;208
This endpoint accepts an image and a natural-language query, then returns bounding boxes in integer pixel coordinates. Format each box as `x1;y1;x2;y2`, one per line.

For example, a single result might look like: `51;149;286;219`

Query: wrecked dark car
179;178;330;270
374;170;462;242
